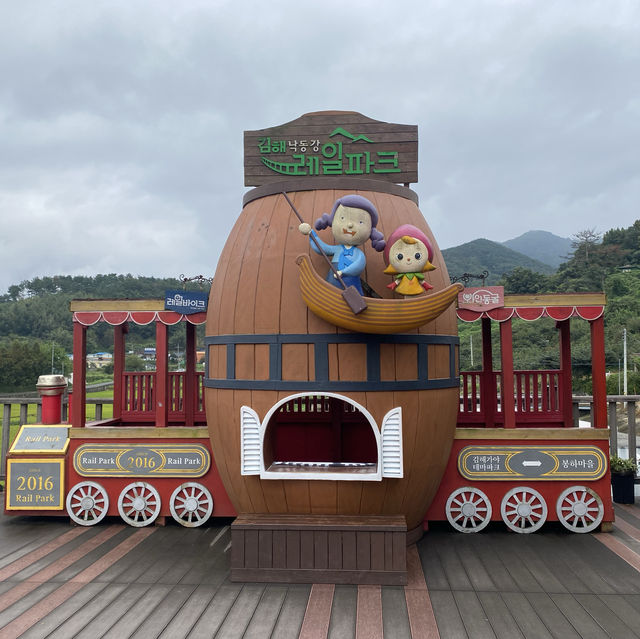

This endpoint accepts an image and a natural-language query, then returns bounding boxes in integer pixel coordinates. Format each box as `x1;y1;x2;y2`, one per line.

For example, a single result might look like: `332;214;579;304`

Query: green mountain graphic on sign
329;127;373;143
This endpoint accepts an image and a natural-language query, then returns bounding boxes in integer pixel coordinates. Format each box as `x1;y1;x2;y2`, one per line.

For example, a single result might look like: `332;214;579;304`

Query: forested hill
442;239;555;284
0;221;638;392
0;275;209;350
502;230;572;268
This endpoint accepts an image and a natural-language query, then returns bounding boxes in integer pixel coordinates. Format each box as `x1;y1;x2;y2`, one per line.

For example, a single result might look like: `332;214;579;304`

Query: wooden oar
282;191;367;314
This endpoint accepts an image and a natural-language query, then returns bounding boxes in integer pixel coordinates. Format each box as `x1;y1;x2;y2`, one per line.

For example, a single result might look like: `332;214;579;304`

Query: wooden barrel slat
206;189;459;529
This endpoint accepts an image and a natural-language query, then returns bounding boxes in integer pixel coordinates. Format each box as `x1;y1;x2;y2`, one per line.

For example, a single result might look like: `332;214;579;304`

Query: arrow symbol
522;461;542;467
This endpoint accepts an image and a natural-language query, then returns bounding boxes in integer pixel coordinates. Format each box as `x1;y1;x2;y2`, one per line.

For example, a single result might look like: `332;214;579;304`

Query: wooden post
113;323;127;421
590;316;607;428
72;321;87;428
481;317;496;428
184;321;196;426
155;321;169;427
628;400;637;465
609;400;618;456
557;320;573;428
500;319;516;428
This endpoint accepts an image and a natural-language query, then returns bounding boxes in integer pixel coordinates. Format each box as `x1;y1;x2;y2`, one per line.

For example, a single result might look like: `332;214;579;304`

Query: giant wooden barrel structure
205;112;460;534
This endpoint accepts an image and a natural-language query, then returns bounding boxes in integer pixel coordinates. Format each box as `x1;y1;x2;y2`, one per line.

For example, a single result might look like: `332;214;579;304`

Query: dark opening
263;395;378;472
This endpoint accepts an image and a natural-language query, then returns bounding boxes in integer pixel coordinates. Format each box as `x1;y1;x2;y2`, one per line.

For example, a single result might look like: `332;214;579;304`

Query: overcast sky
1;0;638;294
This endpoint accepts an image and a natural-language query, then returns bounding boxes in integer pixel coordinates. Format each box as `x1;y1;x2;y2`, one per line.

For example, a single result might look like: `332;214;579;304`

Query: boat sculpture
296;254;463;334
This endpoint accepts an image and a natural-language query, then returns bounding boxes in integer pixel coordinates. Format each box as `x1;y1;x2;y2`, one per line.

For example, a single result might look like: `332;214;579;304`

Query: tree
0;338;67;392
500;267;550;294
570;228;601;262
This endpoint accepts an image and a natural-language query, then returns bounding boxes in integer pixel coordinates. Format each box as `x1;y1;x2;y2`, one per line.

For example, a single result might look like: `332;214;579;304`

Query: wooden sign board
73;443;210;477
6;458;65;510
244;111;418;186
458;287;505;312
458;445;607;481
9;425;69;454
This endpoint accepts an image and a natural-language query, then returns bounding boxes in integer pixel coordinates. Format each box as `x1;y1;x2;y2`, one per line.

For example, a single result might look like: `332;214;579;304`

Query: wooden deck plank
453;535;499;592
35;583;129;639
429;535;473;590
178;524;231;583
549;592;614;639
96;526;176;583
20;582;110;639
328;584;357;638
567;530;640;593
0;520;72;562
269;584;311;639
211;584;265;639
453;591;497;639
186;583;243;637
0;527;88;578
590;531;640;593
355;585;382;639
492;535;549;593
3;526;119;582
129;584;196;638
156;584;219;639
100;584;175;639
523;592;582;639
467;534;519;591
476;592;524;639
72;583;153;639
574;593;640;639
243;585;288;639
596;593;640;636
428;590;468;638
381;586;412;639
527;533;600;595
500;592;554;639
0;582;61;630
3;504;640;637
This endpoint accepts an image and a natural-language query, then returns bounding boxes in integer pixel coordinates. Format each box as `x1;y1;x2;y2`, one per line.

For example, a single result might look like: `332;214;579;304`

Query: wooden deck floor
1;505;640;638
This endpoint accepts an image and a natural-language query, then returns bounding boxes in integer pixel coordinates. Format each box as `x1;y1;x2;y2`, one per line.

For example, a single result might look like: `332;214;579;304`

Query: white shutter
381;407;403;478
240;406;261;475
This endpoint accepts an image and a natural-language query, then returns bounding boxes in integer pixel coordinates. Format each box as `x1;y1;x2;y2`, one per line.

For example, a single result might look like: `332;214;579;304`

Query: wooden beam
155;322;169;428
500;319;516;428
184;322;196;427
113;324;127;420
558;320;573;427
481;317;496;428
71;322;87;428
590;316;608;428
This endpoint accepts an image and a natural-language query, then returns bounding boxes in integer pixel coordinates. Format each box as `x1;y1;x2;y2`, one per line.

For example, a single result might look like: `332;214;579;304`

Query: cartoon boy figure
383;224;436;295
299;195;385;295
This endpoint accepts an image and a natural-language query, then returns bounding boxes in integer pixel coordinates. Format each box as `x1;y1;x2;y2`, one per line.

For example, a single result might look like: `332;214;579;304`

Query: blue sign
164;290;208;314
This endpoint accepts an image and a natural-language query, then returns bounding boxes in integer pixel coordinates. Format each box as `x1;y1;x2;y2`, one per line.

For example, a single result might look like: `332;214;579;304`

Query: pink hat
383;224;434;266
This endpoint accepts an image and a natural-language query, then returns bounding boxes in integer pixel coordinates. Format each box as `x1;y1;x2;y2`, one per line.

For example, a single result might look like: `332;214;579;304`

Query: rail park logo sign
244;111;418;187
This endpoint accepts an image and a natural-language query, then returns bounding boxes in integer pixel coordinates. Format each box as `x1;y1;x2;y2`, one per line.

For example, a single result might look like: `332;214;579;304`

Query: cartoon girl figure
383;224;436;295
299;195;385;295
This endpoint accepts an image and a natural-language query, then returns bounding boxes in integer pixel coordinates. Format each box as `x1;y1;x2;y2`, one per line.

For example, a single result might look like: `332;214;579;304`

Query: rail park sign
244;111;418;187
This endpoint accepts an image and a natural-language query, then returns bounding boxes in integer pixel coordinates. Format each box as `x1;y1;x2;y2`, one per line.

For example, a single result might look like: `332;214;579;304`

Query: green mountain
502;230;571;268
442;238;555;285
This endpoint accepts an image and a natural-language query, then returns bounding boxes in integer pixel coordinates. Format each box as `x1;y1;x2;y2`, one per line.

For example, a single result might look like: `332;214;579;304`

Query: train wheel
501;487;547;533
556;486;604;533
445;487;492;532
66;481;109;526
169;483;213;527
117;482;161;527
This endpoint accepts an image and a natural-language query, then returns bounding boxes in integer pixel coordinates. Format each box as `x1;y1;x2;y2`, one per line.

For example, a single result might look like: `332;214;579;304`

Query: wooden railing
2;391;638;481
459;370;564;427
121;371;205;422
